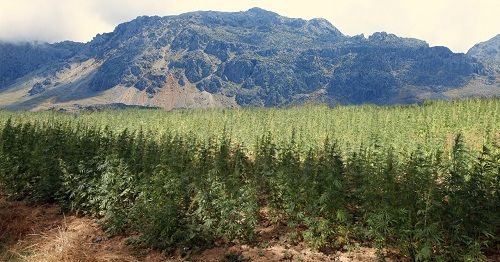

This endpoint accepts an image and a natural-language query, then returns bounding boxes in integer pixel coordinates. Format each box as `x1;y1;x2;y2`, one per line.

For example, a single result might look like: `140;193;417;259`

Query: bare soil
0;191;397;262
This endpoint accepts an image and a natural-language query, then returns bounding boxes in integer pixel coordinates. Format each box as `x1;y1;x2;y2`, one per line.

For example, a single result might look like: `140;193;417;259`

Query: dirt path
1;192;386;262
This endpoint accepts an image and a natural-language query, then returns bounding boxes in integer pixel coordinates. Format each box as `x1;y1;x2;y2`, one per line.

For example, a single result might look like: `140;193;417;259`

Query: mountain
442;34;500;99
468;34;500;73
0;8;498;110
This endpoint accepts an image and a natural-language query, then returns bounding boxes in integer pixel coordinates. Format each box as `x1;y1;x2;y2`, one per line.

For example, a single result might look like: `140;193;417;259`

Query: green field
0;98;499;261
1;98;498;153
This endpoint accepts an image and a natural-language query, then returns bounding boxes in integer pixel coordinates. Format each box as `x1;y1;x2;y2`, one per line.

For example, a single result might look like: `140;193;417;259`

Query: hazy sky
0;0;498;53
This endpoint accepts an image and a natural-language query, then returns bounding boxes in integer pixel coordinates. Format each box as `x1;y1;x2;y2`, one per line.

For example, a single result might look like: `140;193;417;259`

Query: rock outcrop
0;8;497;110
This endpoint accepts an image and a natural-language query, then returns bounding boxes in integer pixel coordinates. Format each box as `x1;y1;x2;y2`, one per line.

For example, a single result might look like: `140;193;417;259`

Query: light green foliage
0;98;497;154
0;98;498;261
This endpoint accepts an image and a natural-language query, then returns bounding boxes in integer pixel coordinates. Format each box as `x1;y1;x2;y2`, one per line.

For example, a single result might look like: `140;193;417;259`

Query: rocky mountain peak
368;32;428;48
468;34;500;62
467;34;500;75
0;8;496;110
246;7;279;16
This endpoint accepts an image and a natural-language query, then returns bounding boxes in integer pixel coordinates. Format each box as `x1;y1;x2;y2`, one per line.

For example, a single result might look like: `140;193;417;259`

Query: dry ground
0;191;398;262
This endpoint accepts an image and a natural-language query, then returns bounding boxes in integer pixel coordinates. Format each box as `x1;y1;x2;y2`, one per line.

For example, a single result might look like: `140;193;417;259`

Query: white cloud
0;0;498;52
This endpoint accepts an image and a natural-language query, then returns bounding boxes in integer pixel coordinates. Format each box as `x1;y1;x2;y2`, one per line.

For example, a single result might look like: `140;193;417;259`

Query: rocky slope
0;8;498;110
468;34;500;73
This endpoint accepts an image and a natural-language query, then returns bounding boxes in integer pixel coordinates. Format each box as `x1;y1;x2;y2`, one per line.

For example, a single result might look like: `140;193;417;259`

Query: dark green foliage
0;115;498;261
0;120;67;202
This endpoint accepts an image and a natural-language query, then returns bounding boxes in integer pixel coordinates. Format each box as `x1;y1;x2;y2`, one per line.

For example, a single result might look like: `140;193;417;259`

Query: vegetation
0;98;499;261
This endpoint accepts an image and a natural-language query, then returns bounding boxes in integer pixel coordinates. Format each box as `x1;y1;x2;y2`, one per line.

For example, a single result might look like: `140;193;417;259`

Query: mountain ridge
0;8;498;110
468;34;500;73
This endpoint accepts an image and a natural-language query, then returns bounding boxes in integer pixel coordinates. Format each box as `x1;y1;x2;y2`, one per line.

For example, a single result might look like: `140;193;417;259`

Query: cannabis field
0;99;499;261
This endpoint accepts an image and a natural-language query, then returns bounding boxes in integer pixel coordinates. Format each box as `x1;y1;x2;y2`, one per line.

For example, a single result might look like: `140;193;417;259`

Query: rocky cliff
0;8;497;110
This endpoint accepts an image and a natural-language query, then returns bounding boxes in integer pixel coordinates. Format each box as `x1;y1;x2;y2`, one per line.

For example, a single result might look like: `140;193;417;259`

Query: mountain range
0;8;498;111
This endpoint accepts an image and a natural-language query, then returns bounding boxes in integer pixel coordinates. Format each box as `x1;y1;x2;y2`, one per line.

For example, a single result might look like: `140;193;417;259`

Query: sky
0;0;498;53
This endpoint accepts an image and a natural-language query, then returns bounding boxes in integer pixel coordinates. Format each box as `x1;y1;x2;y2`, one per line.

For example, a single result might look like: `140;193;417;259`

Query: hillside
0;8;498;110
